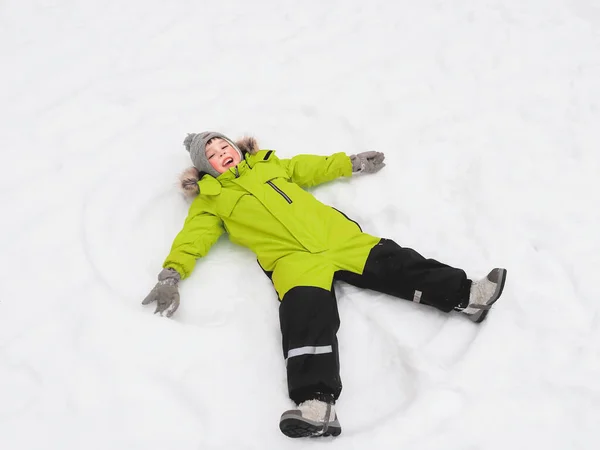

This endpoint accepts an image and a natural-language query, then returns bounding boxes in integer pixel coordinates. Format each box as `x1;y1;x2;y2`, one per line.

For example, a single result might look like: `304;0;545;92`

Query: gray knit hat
183;131;243;178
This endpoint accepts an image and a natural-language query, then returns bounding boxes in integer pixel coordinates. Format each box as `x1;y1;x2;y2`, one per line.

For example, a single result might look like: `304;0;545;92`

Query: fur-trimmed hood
180;136;260;198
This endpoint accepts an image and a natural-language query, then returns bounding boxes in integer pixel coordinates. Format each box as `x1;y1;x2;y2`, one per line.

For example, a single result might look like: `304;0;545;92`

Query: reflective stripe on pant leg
286;345;333;362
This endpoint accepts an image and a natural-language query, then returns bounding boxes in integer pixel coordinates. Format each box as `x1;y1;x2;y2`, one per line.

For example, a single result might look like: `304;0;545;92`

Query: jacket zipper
332;207;362;231
266;180;292;204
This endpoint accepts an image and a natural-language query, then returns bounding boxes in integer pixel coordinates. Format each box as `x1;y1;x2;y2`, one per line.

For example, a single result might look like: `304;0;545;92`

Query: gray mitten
142;268;181;317
349;151;386;174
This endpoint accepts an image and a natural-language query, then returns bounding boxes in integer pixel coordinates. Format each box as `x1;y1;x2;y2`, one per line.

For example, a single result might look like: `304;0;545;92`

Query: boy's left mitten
142;268;181;318
350;151;385;174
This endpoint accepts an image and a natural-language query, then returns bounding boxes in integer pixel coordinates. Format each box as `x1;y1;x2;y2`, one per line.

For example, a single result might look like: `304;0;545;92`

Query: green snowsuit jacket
163;150;380;299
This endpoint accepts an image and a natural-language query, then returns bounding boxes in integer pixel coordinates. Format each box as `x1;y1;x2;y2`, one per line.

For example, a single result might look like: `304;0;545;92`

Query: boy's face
205;138;241;174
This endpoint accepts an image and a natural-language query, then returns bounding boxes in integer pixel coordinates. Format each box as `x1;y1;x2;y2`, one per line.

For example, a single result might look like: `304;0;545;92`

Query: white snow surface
1;0;600;449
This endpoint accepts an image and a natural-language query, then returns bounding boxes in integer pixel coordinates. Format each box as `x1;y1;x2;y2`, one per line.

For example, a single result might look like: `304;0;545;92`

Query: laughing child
142;131;507;438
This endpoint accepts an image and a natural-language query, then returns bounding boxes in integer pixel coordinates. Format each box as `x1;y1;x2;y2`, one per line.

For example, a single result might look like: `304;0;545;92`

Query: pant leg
279;286;342;405
336;238;471;312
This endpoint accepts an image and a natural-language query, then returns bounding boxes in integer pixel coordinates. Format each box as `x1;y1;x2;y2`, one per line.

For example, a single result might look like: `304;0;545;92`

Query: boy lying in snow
142;131;507;438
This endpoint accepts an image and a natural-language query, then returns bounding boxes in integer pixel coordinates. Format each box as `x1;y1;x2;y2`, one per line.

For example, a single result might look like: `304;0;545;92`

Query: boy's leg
336;238;471;312
279;285;342;405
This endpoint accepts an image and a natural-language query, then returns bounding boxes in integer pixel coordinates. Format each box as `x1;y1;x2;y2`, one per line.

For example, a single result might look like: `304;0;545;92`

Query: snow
1;0;599;448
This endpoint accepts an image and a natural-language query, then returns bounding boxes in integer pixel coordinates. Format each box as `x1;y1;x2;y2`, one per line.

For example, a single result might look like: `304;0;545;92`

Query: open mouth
223;157;234;167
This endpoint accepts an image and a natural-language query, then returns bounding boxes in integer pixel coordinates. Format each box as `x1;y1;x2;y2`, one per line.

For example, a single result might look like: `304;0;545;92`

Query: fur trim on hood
179;136;260;198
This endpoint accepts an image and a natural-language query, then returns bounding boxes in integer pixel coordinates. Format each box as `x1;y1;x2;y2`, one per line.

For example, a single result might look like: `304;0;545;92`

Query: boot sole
279;415;342;438
471;268;507;324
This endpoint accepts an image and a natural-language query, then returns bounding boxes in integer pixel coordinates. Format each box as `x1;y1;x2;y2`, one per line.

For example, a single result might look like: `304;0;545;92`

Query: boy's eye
208;154;215;159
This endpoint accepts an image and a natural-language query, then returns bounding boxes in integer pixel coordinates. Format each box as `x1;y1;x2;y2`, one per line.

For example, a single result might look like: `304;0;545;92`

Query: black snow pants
278;238;471;405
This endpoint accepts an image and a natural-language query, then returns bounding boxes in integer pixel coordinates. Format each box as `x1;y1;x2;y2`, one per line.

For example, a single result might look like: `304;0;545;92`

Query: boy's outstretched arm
279;151;385;188
142;209;224;317
163;210;224;278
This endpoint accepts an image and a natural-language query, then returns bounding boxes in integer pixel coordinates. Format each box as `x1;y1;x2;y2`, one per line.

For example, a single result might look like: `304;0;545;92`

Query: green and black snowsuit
164;149;470;404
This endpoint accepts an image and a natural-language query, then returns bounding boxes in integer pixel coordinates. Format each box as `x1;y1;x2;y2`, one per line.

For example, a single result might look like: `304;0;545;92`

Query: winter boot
461;268;507;323
279;399;342;438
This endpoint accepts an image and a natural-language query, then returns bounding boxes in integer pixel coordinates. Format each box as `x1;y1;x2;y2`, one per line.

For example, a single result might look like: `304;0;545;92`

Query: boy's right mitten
142;268;181;318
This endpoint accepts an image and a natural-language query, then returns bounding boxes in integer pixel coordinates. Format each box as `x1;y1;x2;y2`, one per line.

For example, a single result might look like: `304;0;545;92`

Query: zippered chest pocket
266;180;293;204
